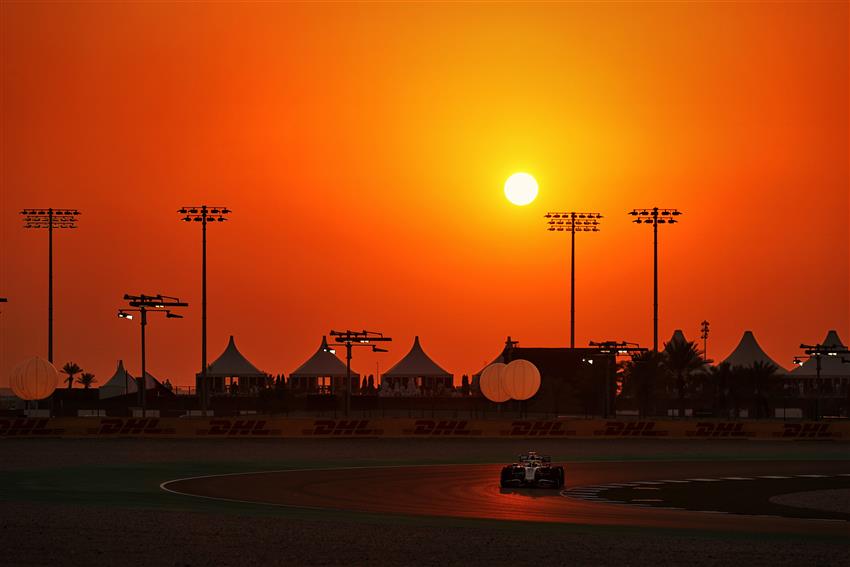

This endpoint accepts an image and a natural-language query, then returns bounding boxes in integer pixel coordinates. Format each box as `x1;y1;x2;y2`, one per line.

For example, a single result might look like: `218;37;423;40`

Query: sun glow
504;173;538;206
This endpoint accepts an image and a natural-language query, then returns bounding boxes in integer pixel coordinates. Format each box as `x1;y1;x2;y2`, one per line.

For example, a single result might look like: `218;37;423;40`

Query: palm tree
664;339;709;417
76;372;97;389
702;362;733;417
622;350;668;418
61;362;82;390
747;360;779;419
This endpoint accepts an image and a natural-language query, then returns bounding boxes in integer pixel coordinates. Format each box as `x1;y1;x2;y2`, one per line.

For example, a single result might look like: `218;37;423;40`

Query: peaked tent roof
204;336;266;377
791;330;850;376
99;360;163;399
663;329;688;351
383;336;453;378
720;331;787;374
290;336;359;378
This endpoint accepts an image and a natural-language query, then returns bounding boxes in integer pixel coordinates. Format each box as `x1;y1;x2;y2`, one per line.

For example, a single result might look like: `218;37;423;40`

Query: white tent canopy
99;360;162;399
204;336;266;378
720;331;787;373
664;329;688;348
290;336;359;378
383;336;452;379
791;330;849;377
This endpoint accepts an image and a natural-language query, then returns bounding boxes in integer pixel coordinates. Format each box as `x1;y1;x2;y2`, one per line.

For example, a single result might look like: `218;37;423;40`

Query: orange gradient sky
2;2;848;387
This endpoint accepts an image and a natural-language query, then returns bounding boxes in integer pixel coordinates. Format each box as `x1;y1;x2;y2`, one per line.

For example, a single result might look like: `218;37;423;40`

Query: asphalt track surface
163;460;850;536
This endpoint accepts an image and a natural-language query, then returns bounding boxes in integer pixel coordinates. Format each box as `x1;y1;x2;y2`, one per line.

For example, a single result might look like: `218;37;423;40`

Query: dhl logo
196;419;280;436
303;419;380;436
504;421;576;437
687;422;752;438
91;418;175;435
777;423;835;439
0;418;64;436
595;421;667;437
405;420;480;436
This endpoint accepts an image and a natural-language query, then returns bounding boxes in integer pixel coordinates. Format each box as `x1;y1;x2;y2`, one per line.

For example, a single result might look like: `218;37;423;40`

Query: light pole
587;341;648;418
628;207;682;352
178;205;230;413
20;208;80;363
118;294;188;415
329;330;391;416
700;320;710;360
545;212;602;348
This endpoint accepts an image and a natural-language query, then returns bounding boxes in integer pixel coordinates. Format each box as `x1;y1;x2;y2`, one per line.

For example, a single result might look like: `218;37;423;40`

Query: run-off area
564;475;850;521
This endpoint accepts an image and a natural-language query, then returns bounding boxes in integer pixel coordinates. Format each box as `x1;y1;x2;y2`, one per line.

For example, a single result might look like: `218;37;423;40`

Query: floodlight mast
545;212;602;349
628;207;682;352
588;340;648;418
178;205;230;412
20;208;80;363
118;294;188;415
330;330;392;416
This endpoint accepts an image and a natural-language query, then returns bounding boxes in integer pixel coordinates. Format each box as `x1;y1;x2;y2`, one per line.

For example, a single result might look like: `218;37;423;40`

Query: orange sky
2;2;848;387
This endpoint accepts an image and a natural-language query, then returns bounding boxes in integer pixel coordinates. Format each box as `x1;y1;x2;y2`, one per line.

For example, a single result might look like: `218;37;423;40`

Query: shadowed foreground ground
1;438;847;566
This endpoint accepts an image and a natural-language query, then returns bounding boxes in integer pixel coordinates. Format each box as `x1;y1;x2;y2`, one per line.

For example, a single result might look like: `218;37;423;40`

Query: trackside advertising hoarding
0;418;847;440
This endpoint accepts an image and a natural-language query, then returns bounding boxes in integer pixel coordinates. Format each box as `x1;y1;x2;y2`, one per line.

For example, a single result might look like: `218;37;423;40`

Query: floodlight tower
178;205;230;412
628;207;682;352
20;208;81;363
545;212;602;348
700;320;710;361
118;294;188;414
329;330;392;416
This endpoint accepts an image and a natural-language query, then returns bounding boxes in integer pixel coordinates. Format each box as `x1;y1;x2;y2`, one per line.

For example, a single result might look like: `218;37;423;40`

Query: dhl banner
0;417;847;440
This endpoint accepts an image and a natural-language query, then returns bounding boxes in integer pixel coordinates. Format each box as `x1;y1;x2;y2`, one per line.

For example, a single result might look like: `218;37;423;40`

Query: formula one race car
500;451;564;489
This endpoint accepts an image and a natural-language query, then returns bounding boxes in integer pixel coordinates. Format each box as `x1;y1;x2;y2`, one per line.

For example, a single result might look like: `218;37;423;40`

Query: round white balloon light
10;356;59;401
503;359;541;401
479;362;510;403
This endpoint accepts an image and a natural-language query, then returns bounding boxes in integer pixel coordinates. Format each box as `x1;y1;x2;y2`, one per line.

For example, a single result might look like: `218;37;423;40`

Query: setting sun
504;173;538;206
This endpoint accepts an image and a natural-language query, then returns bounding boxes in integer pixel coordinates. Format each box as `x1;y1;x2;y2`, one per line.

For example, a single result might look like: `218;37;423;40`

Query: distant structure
99;360;170;399
663;329;688;351
382;336;453;396
289;336;359;394
474;337;616;415
720;331;787;373
790;330;849;396
200;336;268;395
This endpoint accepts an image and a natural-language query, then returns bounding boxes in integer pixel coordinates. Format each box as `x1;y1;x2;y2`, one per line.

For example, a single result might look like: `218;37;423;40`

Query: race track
162;460;850;536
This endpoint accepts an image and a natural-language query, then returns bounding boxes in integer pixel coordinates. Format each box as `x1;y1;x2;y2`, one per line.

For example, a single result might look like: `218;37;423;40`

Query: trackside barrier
0;418;847;440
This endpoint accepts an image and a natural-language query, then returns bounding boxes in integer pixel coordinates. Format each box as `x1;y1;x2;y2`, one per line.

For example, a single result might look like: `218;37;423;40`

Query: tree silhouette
622;351;668;418
735;361;779;419
702;362;733;417
76;372;97;389
664;339;709;417
61;362;82;390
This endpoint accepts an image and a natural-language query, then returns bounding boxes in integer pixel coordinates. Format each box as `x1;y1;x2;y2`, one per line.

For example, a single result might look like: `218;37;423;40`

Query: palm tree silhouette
61;362;82;390
622;350;668;418
702;362;733;417
664;339;709;417
76;372;97;389
736;361;778;419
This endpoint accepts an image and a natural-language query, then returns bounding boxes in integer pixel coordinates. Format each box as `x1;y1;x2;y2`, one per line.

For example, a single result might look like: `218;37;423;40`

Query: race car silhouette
500;451;564;489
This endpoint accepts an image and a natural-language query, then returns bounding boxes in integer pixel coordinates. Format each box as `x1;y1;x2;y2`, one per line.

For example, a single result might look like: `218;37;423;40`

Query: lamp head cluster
799;343;850;357
178;205;231;223
20;208;80;229
545;212;602;232
629;208;681;224
330;330;392;352
122;293;189;309
589;340;646;356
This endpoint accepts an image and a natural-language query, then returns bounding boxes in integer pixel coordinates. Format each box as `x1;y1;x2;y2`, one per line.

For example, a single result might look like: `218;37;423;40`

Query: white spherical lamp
10;356;59;401
503;359;541;401
479;362;510;403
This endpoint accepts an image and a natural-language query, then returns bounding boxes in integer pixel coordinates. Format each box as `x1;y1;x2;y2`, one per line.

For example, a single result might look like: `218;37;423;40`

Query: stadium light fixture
20;207;81;362
545;211;602;348
628;207;682;351
178;204;230;414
